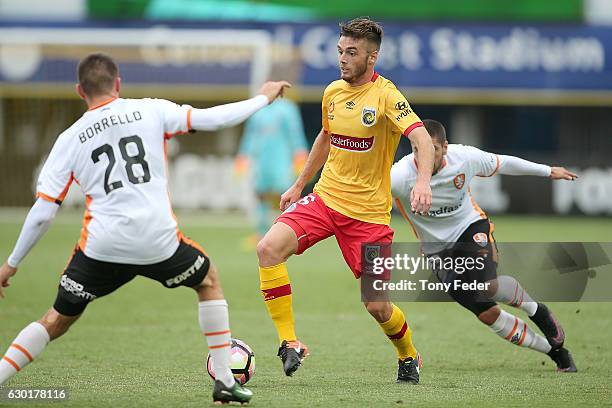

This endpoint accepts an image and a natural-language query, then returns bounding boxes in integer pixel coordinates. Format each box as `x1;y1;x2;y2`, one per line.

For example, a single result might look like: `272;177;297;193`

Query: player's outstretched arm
280;128;330;211
497;155;578;180
0;198;60;299
189;81;291;131
406;126;434;213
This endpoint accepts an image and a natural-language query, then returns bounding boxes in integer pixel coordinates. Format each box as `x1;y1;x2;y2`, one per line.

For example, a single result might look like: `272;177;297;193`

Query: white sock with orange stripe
0;322;50;385
199;299;235;388
489;309;551;353
491;275;538;316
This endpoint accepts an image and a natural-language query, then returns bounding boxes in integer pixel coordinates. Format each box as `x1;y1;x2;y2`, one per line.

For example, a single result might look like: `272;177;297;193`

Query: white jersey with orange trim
391;144;551;254
36;97;192;264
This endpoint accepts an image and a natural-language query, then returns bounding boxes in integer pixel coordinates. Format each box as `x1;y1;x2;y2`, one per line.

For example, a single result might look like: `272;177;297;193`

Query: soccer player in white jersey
391;119;579;372
0;53;290;403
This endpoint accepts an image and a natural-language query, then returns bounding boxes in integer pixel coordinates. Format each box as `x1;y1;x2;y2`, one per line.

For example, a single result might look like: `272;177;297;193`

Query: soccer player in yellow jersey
256;18;435;383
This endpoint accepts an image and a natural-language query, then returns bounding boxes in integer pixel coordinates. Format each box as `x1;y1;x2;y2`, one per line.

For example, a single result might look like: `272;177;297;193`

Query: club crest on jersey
473;232;488;247
328;101;335;113
361;106;376;127
453;173;466;189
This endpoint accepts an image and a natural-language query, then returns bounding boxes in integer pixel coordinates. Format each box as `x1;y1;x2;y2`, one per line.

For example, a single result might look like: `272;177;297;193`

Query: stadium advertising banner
1;22;612;101
298;23;610;91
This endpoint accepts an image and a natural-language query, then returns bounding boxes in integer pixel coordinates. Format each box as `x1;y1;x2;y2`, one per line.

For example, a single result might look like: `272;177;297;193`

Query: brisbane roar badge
361;106;376;127
453;173;466;189
473;232;488;247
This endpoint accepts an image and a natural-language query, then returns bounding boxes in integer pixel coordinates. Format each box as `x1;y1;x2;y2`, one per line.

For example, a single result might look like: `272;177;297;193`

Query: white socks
0;322;50;385
491;275;538;316
199;299;235;388
490;309;551;354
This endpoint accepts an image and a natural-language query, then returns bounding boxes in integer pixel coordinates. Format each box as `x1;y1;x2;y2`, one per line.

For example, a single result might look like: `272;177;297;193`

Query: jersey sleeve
152;99;193;139
385;87;423;137
36;135;74;205
462;145;500;177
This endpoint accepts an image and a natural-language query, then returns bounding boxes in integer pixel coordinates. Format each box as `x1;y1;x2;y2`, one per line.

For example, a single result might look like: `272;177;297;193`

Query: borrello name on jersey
391;144;500;254
313;72;423;225
36;97;193;265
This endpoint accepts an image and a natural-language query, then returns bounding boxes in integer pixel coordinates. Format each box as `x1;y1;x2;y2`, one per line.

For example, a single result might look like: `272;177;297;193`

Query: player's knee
38;308;79;340
364;302;392;322
256;223;297;266
194;264;224;299
198;264;219;289
478;305;501;326
256;237;282;265
484;279;498;298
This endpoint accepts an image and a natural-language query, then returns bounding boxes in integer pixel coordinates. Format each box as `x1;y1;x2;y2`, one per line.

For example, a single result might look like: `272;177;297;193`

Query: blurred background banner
1;23;612;100
0;0;610;215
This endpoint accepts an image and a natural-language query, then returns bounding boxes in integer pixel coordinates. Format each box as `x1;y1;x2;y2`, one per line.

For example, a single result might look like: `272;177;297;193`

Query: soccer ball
206;338;255;385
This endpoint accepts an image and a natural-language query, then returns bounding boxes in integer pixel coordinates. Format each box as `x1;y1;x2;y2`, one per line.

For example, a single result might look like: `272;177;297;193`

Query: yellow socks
379;304;417;360
259;263;296;344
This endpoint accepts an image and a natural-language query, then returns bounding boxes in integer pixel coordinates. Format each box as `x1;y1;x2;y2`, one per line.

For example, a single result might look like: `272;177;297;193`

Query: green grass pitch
1;210;611;407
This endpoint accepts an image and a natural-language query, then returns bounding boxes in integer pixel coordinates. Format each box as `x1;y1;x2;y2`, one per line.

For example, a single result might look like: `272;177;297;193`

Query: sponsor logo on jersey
346;100;355;110
453;173;466;189
165;255;206;287
395;108;414;122
330;134;374;152
395;101;408;111
60;274;97;300
424;203;461;217
473;232;488;247
361;106;377;127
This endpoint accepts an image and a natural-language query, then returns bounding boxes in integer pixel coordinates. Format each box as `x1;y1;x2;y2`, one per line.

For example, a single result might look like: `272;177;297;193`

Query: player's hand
0;261;17;299
550;167;578;181
410;180;432;214
259;81;292;104
280;183;303;212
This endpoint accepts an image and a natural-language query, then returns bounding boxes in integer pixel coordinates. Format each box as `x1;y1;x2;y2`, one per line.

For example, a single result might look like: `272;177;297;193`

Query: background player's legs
255;198;273;238
256;222;299;344
487;275;537;316
192;263;235;388
0;308;81;385
479;305;551;353
364;302;418;361
254;192;280;239
487;275;566;349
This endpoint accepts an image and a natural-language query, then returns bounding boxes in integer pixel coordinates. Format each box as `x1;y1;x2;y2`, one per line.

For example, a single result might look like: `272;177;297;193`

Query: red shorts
276;193;394;278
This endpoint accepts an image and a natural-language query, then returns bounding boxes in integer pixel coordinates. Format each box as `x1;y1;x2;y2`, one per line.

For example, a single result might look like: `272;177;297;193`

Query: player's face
337;36;377;84
413;138;448;175
431;138;448;174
